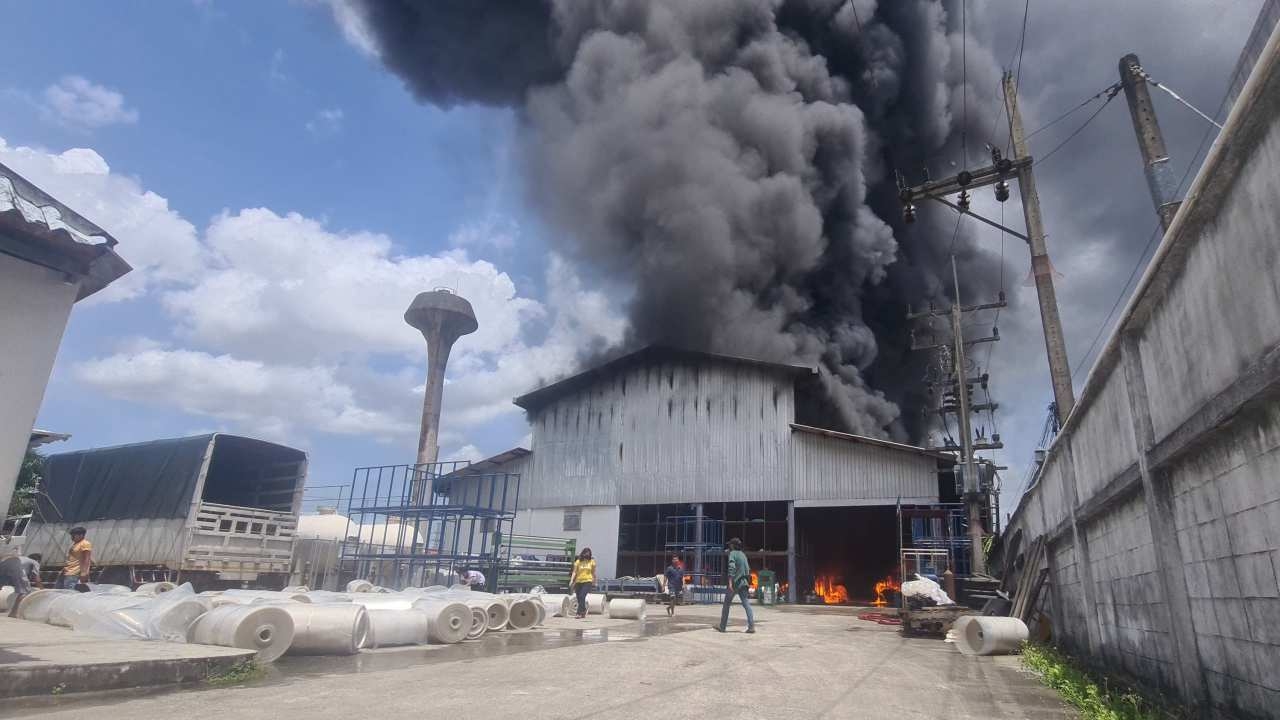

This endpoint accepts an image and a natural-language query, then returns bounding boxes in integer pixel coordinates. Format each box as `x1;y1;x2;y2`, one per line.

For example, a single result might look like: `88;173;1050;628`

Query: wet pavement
1;605;1078;719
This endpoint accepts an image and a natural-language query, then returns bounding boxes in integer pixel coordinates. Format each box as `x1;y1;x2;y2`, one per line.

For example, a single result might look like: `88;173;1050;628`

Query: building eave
789;423;952;460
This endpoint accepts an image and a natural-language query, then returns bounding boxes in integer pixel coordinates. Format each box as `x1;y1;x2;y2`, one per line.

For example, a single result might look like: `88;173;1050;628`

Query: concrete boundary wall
1004;23;1280;719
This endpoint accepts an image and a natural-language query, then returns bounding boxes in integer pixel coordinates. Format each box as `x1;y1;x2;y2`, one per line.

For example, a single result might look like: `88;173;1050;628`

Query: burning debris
336;0;1005;442
871;575;901;607
813;575;850;605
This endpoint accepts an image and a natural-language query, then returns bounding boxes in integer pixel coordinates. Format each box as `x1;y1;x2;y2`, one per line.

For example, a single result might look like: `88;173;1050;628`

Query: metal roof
513;345;816;412
0;160;131;300
789;423;951;460
444;447;531;477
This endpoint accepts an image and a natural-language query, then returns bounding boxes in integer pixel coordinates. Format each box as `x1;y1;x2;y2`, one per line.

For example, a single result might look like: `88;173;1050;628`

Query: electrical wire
1068;83;1226;379
1026;83;1123;140
1006;0;1031;155
1034;87;1120;168
1137;67;1225;130
961;0;967;164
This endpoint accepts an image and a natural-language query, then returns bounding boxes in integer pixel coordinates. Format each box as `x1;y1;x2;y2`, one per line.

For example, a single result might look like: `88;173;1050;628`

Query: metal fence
338;461;520;590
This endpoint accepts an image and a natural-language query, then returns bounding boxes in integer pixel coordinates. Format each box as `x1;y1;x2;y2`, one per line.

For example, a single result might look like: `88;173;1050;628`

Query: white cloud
305;108;344;137
326;0;379;58
0;138;204;302
6;136;625;452
449;216;518;250
75;348;415;442
444;444;486;463
41;76;139;130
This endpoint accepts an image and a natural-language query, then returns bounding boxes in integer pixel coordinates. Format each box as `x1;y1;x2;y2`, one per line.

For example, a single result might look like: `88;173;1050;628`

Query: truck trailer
24;433;306;589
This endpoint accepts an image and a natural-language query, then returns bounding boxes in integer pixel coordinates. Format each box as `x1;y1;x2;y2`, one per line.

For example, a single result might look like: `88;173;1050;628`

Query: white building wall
513;505;620;580
0;253;78;519
525;360;798;507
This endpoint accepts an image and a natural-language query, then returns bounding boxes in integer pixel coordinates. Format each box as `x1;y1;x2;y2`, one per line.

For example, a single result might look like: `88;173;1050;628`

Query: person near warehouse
716;537;755;633
60;527;92;590
0;552;42;617
664;554;684;616
569;547;595;619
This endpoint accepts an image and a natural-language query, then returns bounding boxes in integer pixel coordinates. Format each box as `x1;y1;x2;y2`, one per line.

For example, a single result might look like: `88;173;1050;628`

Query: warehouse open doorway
794;505;899;605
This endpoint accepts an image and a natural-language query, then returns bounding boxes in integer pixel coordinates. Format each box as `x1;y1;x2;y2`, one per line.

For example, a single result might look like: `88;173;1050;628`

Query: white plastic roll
37;592;83;626
281;585;310;593
17;589;76;623
276;603;370;655
605;598;646;620
538;594;569;618
586;593;606;615
350;595;417;611
107;598;209;642
412;599;471;644
49;592;145;628
956;616;1028;656
466;606;488;640
479;599;509;630
365;608;430;647
221;589;312;604
189;604;295;663
533;599;546;626
86;583;132;595
505;598;539;631
304;591;354;603
346;580;375;593
134;582;177;596
0;586;15;612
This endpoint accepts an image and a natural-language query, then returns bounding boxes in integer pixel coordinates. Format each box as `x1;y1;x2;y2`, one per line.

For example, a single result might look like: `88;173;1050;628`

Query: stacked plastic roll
189;604;295;662
219;589;313;605
364;608;429;647
346;580;375;593
537;593;569;618
276;603;370;655
134;582;177;596
411;599;471;644
15;589;76;623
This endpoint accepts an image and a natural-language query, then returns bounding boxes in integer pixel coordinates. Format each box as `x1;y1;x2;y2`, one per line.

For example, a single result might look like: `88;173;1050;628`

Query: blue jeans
57;575;82;590
574;582;592;617
719;585;755;630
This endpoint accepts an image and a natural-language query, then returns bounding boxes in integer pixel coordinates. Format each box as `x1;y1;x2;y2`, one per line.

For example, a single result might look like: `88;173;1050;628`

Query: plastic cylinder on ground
276;603;370;655
505;598;539;631
533;599;546;626
411;599;471;644
16;590;75;623
538;594;569;618
346;579;375;593
108;598;209;642
349;595;418;611
281;585;310;593
586;593;606;615
0;586;15;612
134;582;177;596
605;598;646;620
221;589;312;604
365;608;430;647
956;616;1028;656
304;591;354;603
189;604;295;663
465;606;488;639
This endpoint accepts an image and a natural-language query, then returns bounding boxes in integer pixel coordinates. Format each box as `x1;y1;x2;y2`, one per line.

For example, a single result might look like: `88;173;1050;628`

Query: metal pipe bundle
276;603;370;655
189;604;295;663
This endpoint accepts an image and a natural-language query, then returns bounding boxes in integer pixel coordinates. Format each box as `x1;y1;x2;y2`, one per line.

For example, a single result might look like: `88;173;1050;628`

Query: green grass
207;659;265;687
1021;643;1184;720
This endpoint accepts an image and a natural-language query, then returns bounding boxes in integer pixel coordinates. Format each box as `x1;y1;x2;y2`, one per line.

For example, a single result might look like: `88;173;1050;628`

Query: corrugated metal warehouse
450;346;953;603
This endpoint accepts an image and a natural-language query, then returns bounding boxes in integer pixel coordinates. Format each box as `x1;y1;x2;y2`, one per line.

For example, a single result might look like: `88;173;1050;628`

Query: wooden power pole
898;73;1076;428
1003;71;1076;425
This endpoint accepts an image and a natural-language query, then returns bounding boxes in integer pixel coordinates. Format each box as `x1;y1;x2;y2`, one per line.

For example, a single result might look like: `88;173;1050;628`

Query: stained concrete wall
0;252;78;522
1005;25;1280;719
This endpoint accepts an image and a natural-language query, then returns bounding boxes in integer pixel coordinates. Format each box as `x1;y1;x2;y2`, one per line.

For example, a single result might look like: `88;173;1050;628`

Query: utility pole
897;73;1076;428
1119;53;1181;231
908;258;1005;576
1003;72;1075;425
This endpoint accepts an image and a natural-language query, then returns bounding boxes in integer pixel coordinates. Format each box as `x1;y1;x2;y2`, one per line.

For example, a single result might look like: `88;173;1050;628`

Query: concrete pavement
1;605;1075;719
0;616;252;698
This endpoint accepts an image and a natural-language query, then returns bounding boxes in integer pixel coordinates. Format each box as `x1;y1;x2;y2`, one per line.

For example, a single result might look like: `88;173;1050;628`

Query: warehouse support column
786;501;797;603
693;503;704;578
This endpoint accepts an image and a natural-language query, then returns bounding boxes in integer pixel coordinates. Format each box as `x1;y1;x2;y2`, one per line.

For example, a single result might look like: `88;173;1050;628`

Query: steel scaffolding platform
339;461;520;591
664;515;727;604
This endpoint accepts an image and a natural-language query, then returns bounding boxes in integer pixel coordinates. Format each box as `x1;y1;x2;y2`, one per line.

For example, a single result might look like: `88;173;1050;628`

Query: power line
961;0;967;164
1136;67;1225;130
1006;0;1031;155
1034;87;1121;168
1026;83;1123;140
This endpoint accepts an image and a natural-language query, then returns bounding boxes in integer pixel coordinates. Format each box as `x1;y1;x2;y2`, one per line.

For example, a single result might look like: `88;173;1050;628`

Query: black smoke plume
340;0;1007;441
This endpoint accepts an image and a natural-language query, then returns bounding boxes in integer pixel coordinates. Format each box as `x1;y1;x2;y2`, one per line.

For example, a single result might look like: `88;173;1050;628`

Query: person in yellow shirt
569;547;596;619
60;527;92;590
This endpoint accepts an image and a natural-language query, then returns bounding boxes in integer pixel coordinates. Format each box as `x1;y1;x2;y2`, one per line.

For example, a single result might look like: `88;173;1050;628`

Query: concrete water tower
404;289;478;467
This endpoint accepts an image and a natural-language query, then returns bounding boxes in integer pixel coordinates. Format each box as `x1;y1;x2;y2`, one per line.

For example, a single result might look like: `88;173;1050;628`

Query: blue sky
0;0;1264;520
0;0;624;509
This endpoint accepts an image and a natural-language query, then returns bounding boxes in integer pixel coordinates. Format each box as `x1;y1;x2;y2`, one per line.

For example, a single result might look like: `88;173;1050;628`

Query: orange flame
750;571;759;590
871;575;901;607
813;575;849;604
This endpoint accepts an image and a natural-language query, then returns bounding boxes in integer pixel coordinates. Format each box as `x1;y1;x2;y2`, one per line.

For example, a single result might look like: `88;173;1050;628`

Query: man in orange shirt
59;527;92;590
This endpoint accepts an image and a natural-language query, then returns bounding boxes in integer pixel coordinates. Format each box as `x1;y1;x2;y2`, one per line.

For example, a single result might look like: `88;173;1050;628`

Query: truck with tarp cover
23;433;307;589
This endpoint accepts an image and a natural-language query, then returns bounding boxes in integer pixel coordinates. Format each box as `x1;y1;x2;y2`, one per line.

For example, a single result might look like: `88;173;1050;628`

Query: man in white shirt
1;552;42;617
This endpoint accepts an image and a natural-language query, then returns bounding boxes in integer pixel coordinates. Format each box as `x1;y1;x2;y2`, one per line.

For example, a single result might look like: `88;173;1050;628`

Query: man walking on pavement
715;537;755;633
